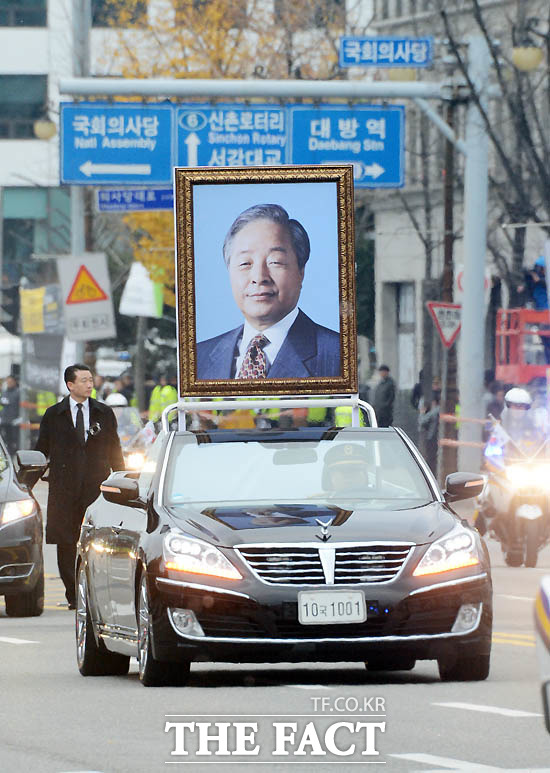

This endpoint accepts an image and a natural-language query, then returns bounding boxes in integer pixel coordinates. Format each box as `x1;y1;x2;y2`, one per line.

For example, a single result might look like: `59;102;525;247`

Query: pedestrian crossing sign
66;265;108;304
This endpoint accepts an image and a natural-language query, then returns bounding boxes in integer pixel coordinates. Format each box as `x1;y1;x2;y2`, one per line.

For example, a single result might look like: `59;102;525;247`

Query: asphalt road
1;486;549;772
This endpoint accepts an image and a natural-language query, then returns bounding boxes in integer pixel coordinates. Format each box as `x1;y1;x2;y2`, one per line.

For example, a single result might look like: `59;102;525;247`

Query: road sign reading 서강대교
61;103;173;185
57;253;116;341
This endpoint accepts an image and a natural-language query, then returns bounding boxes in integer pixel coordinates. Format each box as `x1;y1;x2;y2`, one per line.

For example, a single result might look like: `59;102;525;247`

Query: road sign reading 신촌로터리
339;36;433;68
426;301;462;349
176;105;287;168
61;103;173;185
290;105;404;187
57;253;116;341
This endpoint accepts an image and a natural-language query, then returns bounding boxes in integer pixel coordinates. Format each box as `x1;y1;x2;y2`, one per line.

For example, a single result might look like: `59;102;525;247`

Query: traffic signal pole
59;37;492;471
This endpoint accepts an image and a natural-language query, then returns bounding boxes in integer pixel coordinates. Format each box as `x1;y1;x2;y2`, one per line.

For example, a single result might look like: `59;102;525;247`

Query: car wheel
365;656;416;672
138;572;190;687
76;563;130;677
438;651;490;681
524;520;539;568
5;558;44;617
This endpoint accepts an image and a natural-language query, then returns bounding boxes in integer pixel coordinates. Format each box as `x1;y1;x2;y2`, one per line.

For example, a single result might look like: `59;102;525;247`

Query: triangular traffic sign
65;264;108;304
426;301;462;349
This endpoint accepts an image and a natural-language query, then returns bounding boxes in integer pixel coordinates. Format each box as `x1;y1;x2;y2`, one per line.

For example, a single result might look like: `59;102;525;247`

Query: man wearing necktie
36;364;124;609
196;203;340;380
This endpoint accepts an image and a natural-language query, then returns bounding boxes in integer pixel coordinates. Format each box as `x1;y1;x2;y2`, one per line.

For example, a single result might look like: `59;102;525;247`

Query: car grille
236;544;413;585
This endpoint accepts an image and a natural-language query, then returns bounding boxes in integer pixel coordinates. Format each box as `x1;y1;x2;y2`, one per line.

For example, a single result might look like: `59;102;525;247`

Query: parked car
76;410;492;686
0;447;47;617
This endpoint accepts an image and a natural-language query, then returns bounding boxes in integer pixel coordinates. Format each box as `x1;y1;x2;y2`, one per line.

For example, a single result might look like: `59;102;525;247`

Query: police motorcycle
477;388;550;567
105;393;155;470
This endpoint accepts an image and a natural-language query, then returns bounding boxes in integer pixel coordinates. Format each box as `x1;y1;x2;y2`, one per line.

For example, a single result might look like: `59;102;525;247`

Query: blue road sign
339;36;433;68
97;187;173;211
61;103;173;184
176;104;287;167
290;105;405;188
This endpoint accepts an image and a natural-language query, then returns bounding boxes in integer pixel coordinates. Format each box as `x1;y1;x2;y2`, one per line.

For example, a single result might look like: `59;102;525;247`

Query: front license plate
298;590;366;625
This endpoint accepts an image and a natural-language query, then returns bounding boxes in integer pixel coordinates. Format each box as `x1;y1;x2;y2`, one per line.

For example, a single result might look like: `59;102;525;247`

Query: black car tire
438;651;490;681
524;520;539;568
365;656;416;672
76;564;130;677
137;572;190;687
5;558;44;617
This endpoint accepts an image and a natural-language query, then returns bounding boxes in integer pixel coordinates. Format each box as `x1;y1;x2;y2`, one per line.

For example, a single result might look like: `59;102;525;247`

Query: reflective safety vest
307;406;327;424
334;406;366;427
149;384;178;421
91;388;97;399
37;390;56;416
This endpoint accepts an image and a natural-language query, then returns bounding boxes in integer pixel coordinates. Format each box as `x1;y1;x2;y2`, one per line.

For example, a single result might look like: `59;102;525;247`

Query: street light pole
457;35;491;471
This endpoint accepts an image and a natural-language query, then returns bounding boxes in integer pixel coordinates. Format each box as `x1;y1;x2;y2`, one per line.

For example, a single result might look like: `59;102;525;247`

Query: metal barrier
161;395;377;434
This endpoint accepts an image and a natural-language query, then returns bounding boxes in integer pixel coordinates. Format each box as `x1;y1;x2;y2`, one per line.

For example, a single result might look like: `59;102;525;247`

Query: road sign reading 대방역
426;301;462;349
339;36;433;68
289;105;404;187
57;253;116;341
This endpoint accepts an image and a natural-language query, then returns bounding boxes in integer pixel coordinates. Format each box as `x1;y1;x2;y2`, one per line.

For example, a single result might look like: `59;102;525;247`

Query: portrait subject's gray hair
222;203;311;270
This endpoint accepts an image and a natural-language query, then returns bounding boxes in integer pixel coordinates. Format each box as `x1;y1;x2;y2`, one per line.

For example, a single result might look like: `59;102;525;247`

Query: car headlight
163;532;242;580
126;451;146;470
413;527;480;577
506;464;548;488
1;498;36;525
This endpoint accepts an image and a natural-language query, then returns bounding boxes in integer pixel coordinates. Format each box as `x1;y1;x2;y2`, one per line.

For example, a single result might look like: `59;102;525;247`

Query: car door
82;499;120;627
109;436;164;633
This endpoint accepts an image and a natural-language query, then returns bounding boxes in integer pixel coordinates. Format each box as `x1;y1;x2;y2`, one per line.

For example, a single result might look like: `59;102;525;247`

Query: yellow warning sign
66;265;108;304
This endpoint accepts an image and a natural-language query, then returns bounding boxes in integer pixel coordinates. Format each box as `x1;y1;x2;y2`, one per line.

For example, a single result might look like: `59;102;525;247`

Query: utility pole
457;35;490;472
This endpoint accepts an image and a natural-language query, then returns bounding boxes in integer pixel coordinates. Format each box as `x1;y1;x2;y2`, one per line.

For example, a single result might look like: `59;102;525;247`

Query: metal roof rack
160;395;377;433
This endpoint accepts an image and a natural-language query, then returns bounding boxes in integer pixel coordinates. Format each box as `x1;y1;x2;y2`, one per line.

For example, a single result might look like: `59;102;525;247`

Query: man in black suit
196;204;340;380
36;364;124;608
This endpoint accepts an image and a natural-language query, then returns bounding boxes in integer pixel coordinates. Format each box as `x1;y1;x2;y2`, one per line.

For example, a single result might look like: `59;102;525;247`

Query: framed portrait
174;165;357;397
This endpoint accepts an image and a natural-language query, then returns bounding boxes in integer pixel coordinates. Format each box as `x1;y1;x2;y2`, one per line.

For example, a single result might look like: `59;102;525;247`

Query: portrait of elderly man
196;203;341;380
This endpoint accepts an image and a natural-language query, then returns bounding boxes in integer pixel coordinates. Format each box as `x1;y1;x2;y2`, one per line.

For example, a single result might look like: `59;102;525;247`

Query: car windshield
164;431;434;508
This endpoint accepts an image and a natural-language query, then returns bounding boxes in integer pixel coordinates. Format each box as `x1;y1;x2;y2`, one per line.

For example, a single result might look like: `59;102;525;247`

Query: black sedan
0;448;47;617
76;424;492;686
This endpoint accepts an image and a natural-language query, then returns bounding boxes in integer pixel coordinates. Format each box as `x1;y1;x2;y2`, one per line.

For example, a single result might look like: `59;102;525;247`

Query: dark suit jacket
196;309;341;379
35;396;125;544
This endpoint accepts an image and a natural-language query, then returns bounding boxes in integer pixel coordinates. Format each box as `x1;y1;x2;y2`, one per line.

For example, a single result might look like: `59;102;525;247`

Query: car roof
173;426;396;445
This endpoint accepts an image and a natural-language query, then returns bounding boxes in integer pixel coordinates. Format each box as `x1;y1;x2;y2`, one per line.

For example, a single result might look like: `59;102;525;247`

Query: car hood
166;500;457;547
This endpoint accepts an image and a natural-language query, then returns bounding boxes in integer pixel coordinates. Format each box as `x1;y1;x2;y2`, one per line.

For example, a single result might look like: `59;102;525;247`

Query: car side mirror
100;476;143;507
444;472;484;502
15;450;48;490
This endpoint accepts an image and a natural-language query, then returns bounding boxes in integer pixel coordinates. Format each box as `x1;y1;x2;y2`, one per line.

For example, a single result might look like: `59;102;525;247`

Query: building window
0;75;47;139
380;0;389;19
176;0;247;29
0;0;46;26
395;0;403;16
92;0;147;27
410;0;417;14
274;0;344;29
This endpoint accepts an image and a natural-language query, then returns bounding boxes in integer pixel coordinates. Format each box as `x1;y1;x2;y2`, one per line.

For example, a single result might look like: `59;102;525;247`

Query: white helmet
105;392;128;407
504;387;532;409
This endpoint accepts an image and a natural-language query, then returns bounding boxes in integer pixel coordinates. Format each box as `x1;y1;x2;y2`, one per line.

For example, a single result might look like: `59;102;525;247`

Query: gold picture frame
174;165;357;397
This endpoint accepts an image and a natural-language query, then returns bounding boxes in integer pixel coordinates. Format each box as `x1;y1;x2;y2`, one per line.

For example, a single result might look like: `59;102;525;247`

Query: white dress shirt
234;306;300;378
69;397;90;436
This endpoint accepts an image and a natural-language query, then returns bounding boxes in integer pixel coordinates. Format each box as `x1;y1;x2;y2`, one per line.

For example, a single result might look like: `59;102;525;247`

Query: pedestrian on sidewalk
35;364;124;609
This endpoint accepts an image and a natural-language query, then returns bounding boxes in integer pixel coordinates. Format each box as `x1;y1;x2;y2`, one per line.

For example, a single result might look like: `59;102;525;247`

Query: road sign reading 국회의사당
426;301;462;349
57;253;116;341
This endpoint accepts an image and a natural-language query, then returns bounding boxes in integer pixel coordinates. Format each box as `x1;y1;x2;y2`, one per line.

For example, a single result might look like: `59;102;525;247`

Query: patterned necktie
76;403;85;445
237;334;269;379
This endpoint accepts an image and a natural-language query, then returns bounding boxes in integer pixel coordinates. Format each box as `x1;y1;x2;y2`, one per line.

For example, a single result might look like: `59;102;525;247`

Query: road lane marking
0;636;39;644
493;631;535;640
492;636;535;648
391;752;550;771
433;702;541;717
498;594;533;602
